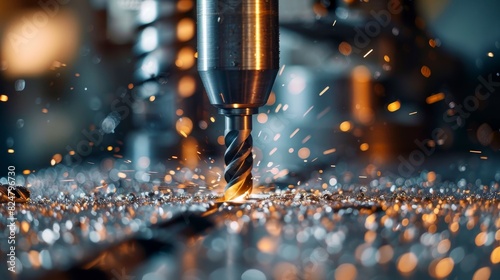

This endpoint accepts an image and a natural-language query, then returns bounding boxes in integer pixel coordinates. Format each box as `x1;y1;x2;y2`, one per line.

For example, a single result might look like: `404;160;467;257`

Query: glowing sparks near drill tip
275;103;282;113
303;106;314;117
290;128;300;138
332;19;337;27
426;92;445;104
470;150;482;154
317;107;331;120
319;86;330;96
360;143;370;151
363;49;373;58
278;64;286;76
387;101;401;112
339;121;352;132
323;148;336;155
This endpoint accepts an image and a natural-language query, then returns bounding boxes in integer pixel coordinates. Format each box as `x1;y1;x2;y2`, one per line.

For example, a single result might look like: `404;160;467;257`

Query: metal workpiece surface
1;160;500;279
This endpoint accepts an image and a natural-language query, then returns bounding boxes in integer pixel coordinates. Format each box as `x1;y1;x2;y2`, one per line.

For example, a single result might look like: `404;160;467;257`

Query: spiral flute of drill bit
223;115;253;200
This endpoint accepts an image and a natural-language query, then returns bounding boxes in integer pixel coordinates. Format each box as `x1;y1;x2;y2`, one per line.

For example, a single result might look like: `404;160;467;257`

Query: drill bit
197;0;280;200
223;112;253;200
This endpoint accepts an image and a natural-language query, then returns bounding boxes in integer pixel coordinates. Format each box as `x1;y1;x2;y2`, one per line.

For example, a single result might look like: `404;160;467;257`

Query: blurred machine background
1;0;500;180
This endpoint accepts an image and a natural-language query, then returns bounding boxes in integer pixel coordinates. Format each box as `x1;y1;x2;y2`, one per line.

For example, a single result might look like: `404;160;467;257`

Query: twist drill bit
197;0;280;200
223;113;253;200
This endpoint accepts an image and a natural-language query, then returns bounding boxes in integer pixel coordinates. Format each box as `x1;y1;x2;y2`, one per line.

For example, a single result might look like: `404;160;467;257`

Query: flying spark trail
332;19;337;27
316;107;331;119
323;148;336;155
319;86;330;96
303;106;314;117
290;128;300;138
275;104;282;113
363;49;373;58
302;135;311;144
409;111;418;115
278;64;286;76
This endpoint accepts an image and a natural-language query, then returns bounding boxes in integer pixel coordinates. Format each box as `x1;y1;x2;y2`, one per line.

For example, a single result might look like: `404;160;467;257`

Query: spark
363;49;373;58
339;121;352;132
273;169;289;179
316;107;331;119
278;64;286;76
275;103;282;113
426;93;445;104
487;52;494;58
0;95;8;102
359;175;367;179
323;148;336;155
332;19;337;27
290;128;300;138
360;143;370;151
319;86;330;96
302;135;311;144
421;65;432;78
387;101;401;112
480;156;488;160
269;147;277;155
409;111;418;115
303;106;314;117
469;150;482;154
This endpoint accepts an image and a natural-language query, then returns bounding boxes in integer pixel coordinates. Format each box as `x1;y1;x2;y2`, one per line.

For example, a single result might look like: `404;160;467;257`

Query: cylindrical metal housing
197;0;279;110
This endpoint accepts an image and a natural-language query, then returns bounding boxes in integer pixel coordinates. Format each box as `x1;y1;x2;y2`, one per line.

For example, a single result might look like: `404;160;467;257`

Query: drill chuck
197;0;279;109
